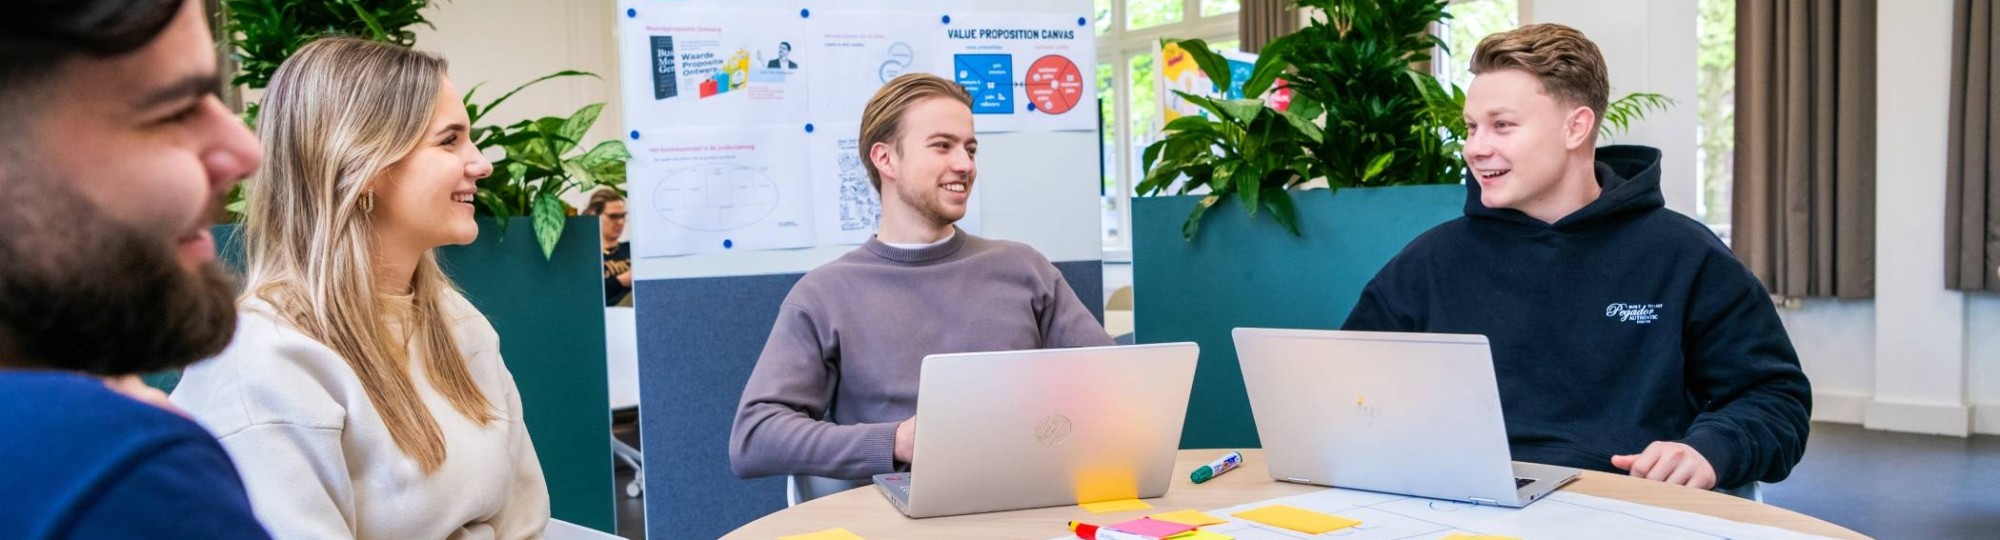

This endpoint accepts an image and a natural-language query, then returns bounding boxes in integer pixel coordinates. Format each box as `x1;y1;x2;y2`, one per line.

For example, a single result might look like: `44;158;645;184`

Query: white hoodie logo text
1606;303;1664;324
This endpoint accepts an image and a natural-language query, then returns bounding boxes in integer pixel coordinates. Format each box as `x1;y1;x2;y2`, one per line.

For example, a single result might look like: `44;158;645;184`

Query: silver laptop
872;343;1199;518
1232;328;1579;508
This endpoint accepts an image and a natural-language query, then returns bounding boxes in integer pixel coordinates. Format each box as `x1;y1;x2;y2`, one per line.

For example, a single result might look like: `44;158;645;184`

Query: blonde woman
170;38;549;539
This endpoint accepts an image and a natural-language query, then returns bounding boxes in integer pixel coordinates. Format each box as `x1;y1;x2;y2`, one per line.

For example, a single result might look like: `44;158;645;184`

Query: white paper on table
618;6;811;131
940;13;1098;134
1045;489;1837;540
628;126;816;257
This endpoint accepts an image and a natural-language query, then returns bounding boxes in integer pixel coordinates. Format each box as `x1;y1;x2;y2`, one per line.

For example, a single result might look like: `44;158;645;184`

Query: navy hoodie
0;371;271;539
1343;145;1812;489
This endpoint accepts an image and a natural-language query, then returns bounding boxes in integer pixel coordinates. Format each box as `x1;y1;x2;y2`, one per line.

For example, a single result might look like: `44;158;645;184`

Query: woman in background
585;188;632;306
171;37;548;539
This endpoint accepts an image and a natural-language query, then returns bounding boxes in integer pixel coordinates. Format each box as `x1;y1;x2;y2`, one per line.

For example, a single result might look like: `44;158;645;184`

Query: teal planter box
1132;185;1464;449
440;217;614;533
181;216;614;533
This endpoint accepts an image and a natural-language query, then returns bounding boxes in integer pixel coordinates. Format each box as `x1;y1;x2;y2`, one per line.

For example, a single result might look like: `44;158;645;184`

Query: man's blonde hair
857;73;973;190
1470;23;1610;131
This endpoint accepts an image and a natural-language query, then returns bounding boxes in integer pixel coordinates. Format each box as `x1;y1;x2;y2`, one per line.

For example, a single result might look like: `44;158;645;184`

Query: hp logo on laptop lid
1035;414;1072;446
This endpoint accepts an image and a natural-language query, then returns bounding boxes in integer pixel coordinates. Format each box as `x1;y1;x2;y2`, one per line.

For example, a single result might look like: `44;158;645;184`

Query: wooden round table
725;449;1867;539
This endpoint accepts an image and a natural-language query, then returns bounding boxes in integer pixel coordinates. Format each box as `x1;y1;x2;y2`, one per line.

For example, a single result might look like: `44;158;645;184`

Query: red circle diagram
1025;55;1084;115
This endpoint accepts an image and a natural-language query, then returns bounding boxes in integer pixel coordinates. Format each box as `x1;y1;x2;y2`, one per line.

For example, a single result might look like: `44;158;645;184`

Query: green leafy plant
1278;0;1458;189
225;0;432;90
1599;93;1677;136
220;0;434;218
1140;0;1675;242
1135;38;1319;241
1138;0;1452;241
464;71;631;259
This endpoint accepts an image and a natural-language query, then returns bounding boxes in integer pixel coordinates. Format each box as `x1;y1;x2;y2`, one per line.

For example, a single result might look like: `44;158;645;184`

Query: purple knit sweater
728;230;1112;480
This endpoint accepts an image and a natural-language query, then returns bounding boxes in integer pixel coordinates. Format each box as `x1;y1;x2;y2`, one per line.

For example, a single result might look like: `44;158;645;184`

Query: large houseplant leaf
531;192;567;260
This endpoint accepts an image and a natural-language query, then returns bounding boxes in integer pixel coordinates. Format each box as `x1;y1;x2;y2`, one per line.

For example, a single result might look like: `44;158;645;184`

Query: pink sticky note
1107;517;1199;539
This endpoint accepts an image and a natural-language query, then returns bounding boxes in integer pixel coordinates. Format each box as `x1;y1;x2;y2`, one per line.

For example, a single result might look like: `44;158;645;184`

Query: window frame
1097;0;1238;260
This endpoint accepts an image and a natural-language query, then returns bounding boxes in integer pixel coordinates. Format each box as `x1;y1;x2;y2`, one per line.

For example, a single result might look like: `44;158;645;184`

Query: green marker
1190;451;1243;484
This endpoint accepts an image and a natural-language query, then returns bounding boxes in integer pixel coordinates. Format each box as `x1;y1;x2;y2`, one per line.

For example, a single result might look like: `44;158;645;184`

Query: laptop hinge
1468;497;1499;506
1282;477;1314;484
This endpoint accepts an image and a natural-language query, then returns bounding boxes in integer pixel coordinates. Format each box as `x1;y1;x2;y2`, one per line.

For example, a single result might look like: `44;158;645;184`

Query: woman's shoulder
170;298;356;436
436;288;500;352
228;297;351;361
432;288;516;398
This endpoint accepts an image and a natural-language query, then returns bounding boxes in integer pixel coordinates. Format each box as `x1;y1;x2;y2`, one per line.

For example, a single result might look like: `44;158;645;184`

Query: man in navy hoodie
1344;24;1811;491
0;0;270;538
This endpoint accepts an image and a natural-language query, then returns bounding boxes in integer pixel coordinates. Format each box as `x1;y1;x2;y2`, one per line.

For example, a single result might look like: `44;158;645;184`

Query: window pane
1100;61;1122;245
1103;196;1123;244
1128;54;1156;139
1100;62;1117;196
1202;0;1239;17
1212;39;1241;54
1696;0;1735;236
1128;53;1158;196
1126;0;1182;30
1095;0;1113;36
1442;0;1518;88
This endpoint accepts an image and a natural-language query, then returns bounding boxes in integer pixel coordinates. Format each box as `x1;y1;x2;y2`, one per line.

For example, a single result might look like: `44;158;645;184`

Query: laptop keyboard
1515;477;1536;489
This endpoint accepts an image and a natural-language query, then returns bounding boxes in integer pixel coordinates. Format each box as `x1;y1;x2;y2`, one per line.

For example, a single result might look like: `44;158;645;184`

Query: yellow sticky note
1166;530;1235;540
1150;509;1229;527
777;527;864;540
1080;498;1154;513
1231;504;1361;534
1441;534;1521;540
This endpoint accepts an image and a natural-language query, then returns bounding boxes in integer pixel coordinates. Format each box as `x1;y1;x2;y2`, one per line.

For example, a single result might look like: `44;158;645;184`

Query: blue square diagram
954;54;1014;114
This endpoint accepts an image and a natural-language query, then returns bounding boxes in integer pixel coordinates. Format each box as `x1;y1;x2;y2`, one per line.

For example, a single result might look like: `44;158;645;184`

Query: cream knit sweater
172;291;548;539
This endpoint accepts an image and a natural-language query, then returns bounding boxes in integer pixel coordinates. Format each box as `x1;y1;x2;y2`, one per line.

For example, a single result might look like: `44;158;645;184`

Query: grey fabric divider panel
636;273;796;539
636;258;1102;537
1053;259;1107;324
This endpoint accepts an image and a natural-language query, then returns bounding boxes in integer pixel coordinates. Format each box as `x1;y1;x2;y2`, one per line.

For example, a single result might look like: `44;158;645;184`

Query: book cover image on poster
619;7;809;129
651;35;678;100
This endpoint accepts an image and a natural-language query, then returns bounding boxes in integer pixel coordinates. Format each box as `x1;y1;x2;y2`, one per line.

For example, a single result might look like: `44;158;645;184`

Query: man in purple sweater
729;74;1113;498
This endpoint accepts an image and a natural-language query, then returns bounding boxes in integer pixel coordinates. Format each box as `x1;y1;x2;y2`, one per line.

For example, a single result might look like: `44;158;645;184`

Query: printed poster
942;13;1098;133
805;10;949;126
619;7;811;130
628;127;815;257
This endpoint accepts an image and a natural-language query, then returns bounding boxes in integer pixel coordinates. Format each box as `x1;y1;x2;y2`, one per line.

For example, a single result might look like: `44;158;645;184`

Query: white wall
1970;297;2000;433
1525;0;1700;216
1869;0;1969;436
1775;299;1875;423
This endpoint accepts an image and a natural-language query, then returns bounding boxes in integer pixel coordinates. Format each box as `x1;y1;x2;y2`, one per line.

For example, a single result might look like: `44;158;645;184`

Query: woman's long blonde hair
245;37;495;473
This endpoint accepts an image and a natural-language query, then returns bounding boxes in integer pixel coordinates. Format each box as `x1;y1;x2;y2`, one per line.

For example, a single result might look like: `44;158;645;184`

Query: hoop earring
359;191;375;214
